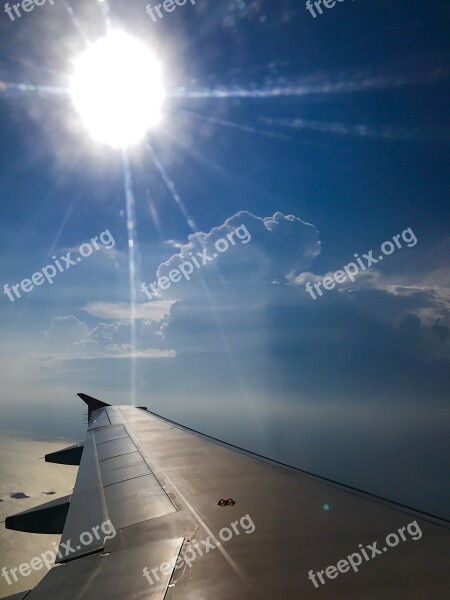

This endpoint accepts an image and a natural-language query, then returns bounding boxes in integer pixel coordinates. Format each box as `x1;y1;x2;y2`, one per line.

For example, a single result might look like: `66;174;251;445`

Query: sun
69;30;165;149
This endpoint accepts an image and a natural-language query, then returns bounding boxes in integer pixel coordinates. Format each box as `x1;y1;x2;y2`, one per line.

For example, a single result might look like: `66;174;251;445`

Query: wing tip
77;393;111;411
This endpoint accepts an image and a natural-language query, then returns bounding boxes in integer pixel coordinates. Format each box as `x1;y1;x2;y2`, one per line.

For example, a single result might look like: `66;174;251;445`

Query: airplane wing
4;394;449;599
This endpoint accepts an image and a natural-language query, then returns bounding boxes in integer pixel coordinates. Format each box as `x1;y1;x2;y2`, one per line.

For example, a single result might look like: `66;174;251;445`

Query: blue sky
0;0;449;517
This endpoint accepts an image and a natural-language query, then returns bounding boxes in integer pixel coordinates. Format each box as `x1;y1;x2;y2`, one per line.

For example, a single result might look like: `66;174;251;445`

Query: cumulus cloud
289;236;450;332
83;301;174;321
44;316;89;349
148;211;320;301
40;212;448;400
44;315;174;361
40;211;321;367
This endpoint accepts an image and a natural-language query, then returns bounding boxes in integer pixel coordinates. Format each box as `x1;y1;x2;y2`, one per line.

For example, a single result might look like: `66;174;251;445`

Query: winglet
77;393;110;411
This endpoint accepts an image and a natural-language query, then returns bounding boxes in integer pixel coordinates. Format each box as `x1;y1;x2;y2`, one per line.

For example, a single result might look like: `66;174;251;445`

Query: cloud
37;211;320;369
175;67;450;99
148;211;320;301
44;316;89;348
259;117;449;143
43;315;174;361
10;492;30;500
341;270;450;328
142;212;449;408
54;348;176;361
164;239;183;249
35;212;448;411
83;301;174;321
289;238;450;330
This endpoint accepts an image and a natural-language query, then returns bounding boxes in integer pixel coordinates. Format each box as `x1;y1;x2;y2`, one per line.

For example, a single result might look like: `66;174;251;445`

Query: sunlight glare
70;30;165;148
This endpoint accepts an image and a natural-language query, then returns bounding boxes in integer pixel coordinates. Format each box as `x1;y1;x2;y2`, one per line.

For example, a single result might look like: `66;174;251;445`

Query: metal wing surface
4;397;449;599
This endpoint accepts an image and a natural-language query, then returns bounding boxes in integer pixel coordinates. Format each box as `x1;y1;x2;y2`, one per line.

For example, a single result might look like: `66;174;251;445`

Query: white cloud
148;211;320;301
44;316;89;348
52;348;176;360
43;315;175;362
83;301;174;321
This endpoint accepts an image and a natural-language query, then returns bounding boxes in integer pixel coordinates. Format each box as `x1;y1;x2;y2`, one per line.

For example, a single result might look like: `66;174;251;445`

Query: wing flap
56;406;176;565
5;495;70;534
45;443;84;466
105;474;176;529
25;537;184;600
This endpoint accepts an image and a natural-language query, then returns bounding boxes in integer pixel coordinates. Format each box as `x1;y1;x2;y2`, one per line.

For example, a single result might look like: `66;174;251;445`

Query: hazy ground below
0;435;76;598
